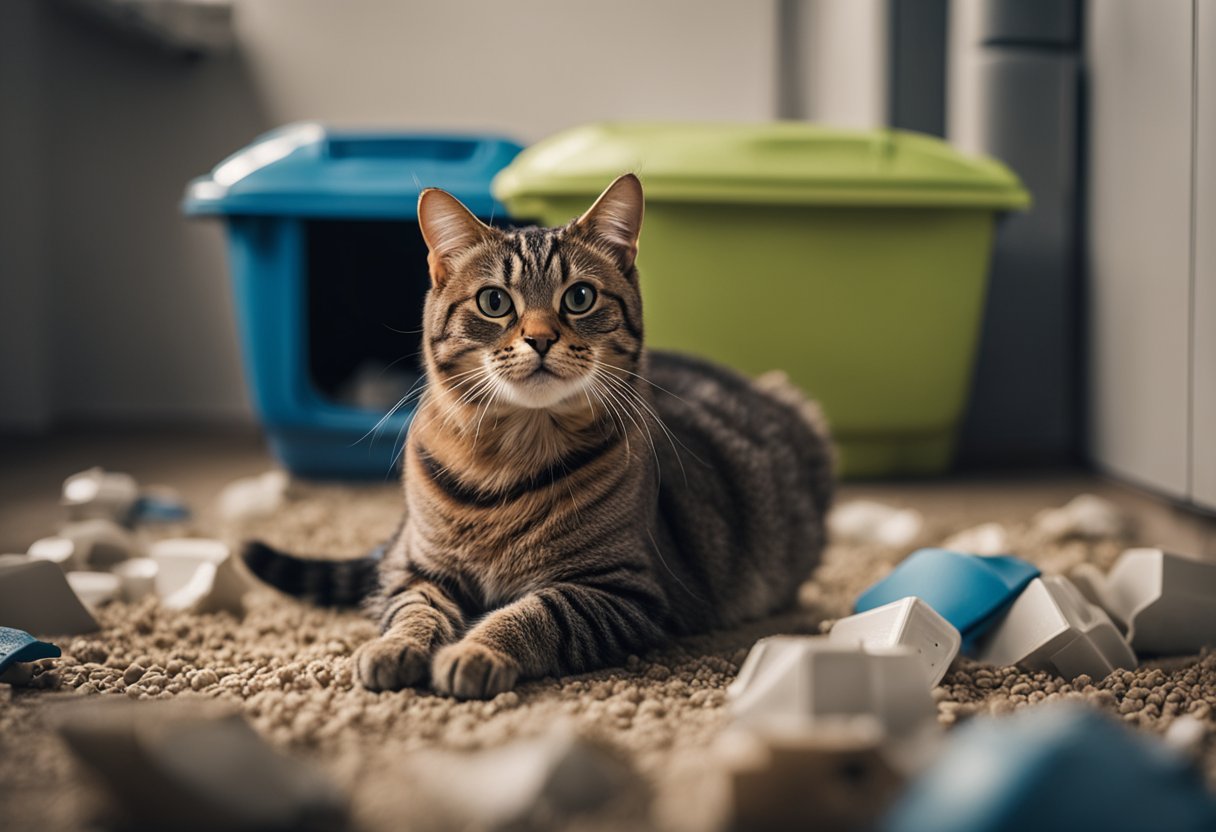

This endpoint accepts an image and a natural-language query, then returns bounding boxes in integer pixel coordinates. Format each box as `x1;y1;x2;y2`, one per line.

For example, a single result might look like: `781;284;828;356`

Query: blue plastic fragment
0;626;61;674
881;704;1216;832
133;494;192;523
855;548;1040;651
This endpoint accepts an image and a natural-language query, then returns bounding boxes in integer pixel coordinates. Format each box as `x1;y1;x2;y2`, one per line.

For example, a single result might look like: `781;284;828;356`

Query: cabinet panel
1087;0;1193;498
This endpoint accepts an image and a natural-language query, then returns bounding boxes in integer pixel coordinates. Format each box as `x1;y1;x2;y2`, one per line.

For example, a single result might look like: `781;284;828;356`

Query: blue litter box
184;123;523;479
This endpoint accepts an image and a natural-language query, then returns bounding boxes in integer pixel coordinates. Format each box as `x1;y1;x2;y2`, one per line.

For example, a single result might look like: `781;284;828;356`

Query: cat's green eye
562;283;597;315
477;287;513;318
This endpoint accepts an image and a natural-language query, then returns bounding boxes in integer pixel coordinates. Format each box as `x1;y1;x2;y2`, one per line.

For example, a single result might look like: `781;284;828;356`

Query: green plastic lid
493;122;1030;210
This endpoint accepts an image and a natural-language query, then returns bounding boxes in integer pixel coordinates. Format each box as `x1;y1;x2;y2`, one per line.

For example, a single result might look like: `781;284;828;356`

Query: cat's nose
521;318;559;356
524;333;556;355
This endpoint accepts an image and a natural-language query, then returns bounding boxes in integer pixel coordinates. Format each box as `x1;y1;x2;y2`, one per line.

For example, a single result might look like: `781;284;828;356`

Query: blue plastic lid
855;548;1040;650
883;705;1216;832
182;123;524;219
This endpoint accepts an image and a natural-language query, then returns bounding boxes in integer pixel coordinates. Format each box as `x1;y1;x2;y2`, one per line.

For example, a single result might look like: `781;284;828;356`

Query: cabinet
1087;0;1215;512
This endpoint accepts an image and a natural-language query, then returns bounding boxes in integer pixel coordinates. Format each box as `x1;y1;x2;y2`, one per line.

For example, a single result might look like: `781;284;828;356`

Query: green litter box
492;122;1029;478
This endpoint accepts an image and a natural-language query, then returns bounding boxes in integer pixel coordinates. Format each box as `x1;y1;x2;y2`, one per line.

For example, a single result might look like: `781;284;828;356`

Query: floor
3;427;1215;560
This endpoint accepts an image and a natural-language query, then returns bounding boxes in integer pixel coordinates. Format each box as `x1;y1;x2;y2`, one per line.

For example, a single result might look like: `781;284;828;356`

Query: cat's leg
354;572;466;692
431;582;666;699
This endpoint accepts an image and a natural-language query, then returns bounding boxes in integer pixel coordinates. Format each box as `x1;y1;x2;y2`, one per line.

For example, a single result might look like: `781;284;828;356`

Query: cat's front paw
353;636;431;692
431;640;520;700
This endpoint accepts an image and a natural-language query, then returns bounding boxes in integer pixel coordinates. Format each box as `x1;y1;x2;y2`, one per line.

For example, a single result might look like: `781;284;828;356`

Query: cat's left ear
576;173;644;271
418;188;494;287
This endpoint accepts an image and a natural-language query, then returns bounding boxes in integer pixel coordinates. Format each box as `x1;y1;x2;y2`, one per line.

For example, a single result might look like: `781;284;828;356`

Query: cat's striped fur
244;175;833;699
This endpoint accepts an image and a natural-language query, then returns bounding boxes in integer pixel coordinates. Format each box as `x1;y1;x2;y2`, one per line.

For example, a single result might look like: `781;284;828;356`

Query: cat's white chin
498;372;591;410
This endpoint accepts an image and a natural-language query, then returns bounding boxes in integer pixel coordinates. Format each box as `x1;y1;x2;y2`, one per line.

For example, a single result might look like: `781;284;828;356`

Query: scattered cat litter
53;699;347;832
940;522;1009;556
113;557;159;602
61;467;140;523
150;538;248;613
1097;548;1216;656
975;576;1136;681
829;598;961;687
0;626;60;676
0;558;99;635
855;549;1040;651
728;637;940;757
414;728;637;830
1033;493;1127;542
880;704;1216;832
65;571;122;610
717;716;903;832
829;501;924;548
217;470;290;523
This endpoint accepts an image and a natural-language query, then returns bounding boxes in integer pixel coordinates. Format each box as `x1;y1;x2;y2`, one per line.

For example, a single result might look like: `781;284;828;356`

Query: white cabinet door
1194;0;1216;510
1087;0;1194;499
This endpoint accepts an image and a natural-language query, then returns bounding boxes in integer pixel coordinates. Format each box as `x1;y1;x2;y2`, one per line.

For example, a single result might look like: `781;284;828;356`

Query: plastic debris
0;558;99;634
728;637;940;762
114;557;159;602
1098;548;1216;655
27;535;83;571
53;518;139;569
132;487;192;523
881;704;1216;832
150;538;248;613
54;699;347;832
1033;493;1127;542
855;549;1040;651
66;571;122;610
829;501;924;548
62;467;140;523
830;597;961;687
941;522;1009;556
0;626;60;675
976;576;1136;680
414;728;637;830
217;470;290;524
718;717;904;832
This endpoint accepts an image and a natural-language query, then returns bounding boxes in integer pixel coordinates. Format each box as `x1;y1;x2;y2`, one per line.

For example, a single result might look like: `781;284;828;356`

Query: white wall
791;0;890;128
0;0;780;430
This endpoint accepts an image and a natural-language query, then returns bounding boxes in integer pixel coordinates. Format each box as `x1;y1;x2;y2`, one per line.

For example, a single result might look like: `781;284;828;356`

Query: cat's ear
576;173;644;270
418;188;493;287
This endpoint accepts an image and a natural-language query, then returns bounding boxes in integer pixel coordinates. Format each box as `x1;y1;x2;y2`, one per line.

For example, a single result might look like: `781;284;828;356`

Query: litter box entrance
304;218;431;411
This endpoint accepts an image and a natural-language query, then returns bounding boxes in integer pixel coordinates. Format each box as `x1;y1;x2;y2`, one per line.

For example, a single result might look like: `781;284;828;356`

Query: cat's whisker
587;380;631;458
591;359;693;406
596;367;704;483
593;373;659;482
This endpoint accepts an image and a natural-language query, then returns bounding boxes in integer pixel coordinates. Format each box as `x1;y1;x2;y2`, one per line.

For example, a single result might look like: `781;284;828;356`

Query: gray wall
0;0;783;430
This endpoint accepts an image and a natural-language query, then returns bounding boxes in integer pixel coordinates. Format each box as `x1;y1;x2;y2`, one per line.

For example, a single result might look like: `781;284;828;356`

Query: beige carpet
3;481;1215;831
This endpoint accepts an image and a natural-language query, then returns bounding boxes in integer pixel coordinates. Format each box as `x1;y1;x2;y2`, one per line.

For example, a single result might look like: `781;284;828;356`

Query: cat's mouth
497;364;591;409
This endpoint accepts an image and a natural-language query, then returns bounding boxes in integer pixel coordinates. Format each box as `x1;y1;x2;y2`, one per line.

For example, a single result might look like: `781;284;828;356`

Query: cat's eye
562;283;597;315
477;287;513;318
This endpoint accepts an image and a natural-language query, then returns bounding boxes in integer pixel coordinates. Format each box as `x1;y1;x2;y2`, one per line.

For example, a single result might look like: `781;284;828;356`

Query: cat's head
417;174;644;411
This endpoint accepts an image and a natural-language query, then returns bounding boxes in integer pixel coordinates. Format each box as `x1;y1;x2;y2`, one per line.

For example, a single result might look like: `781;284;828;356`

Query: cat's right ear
417;188;493;288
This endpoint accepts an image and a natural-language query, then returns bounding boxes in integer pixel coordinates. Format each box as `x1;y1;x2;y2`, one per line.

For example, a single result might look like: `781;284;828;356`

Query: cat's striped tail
240;540;385;607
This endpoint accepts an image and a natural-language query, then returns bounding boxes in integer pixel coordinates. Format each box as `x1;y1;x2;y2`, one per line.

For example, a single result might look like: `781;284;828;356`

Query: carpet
2;480;1215;831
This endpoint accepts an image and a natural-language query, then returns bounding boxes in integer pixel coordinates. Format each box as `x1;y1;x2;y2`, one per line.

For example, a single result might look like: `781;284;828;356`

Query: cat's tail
240;540;385;607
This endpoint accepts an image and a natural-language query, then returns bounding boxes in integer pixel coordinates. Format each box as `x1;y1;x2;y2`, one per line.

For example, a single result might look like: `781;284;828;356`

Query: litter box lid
493;122;1030;211
183;123;524;219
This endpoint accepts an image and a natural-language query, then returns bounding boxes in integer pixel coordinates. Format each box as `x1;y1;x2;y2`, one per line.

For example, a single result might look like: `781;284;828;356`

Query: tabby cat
244;174;834;699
